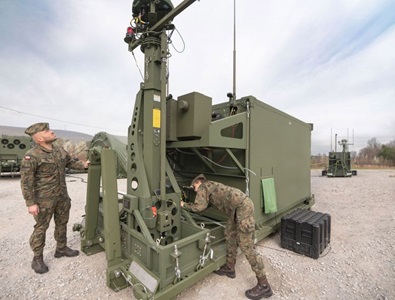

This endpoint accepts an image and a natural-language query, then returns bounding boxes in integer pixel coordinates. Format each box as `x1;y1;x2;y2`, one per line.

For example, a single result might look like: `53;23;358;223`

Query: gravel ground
0;169;394;300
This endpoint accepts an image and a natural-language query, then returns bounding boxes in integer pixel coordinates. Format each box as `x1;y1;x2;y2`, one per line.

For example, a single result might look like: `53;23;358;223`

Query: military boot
213;264;236;279
54;246;79;258
31;255;49;274
245;276;273;299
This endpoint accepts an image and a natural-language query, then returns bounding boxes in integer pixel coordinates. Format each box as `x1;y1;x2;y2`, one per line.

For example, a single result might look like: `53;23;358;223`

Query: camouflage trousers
30;198;71;256
224;197;266;278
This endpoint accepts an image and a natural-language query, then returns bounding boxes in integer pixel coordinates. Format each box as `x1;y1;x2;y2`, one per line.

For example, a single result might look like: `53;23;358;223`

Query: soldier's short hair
191;174;206;185
25;122;50;136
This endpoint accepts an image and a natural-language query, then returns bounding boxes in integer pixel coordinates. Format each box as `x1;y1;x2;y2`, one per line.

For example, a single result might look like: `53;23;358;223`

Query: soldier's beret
24;122;50;136
191;174;206;185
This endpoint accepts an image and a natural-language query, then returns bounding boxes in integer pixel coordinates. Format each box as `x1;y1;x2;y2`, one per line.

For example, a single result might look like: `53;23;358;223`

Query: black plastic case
281;208;331;259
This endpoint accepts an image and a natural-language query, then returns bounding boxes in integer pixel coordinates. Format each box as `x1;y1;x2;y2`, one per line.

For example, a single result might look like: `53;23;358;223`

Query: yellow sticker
153;108;161;128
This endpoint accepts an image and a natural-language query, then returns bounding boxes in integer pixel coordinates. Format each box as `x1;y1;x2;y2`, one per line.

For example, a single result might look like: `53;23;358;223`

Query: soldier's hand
28;204;39;217
180;201;185;207
83;160;90;169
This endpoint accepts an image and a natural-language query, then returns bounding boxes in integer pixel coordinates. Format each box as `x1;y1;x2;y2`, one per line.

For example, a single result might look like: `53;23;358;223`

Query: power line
0;105;125;133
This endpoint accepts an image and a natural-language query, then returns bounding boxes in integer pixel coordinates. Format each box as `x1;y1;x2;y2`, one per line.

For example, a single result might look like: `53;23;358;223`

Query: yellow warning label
153;108;161;128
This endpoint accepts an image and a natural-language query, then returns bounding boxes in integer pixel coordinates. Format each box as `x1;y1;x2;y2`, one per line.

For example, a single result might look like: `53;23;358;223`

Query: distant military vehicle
0;135;32;176
322;138;357;177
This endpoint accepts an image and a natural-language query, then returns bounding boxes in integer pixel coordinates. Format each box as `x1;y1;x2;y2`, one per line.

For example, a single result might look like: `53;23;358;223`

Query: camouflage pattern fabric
20;143;84;206
30;198;71;256
20;143;85;255
24;122;49;136
184;180;266;277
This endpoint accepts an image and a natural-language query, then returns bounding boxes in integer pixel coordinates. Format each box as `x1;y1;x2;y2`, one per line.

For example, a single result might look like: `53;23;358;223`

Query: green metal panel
247;97;312;221
176;92;212;139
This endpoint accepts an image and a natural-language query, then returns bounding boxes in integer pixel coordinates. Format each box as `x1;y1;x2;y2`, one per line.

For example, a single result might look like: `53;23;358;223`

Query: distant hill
0;125;93;144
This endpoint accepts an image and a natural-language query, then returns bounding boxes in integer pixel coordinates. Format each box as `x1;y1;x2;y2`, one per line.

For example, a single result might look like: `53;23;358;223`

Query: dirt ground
0;169;394;300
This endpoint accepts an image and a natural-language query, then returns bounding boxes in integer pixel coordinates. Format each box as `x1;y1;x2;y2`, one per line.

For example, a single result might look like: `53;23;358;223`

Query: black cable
0;105;124;133
66;174;87;183
168;27;186;53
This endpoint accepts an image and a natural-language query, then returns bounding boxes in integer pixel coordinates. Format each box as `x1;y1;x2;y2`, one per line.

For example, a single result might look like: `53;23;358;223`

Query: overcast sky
1;0;394;154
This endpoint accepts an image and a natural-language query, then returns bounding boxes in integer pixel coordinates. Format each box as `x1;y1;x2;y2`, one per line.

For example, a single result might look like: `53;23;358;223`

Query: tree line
312;138;395;168
56;136;395;169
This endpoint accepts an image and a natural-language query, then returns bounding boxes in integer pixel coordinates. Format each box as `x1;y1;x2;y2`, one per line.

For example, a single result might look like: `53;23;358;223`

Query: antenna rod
232;0;236;103
353;129;355;150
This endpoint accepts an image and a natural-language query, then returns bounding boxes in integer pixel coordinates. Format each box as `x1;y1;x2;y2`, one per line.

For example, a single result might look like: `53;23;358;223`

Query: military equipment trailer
73;1;315;299
0;135;32;177
322;138;357;177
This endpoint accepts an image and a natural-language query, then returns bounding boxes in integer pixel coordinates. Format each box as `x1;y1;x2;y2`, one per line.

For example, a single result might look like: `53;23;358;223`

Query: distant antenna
352;129;355;151
232;0;237;104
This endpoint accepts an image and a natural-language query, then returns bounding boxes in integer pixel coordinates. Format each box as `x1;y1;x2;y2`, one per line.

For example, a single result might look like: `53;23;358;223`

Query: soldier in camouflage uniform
20;122;89;274
181;174;273;299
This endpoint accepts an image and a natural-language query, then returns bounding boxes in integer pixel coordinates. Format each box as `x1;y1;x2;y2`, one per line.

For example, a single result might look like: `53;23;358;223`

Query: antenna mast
232;0;237;103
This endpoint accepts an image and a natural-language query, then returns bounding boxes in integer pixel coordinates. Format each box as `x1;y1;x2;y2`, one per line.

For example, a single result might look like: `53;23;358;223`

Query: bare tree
357;138;382;166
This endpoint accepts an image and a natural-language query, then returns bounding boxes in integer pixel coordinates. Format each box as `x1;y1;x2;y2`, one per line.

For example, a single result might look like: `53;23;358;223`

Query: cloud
0;0;394;154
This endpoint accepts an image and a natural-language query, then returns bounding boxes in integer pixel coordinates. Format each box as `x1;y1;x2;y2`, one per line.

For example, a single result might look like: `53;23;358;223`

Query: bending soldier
181;174;273;299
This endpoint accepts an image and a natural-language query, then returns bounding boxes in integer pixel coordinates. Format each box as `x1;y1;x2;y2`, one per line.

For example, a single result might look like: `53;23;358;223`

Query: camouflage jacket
20;143;85;206
184;180;249;218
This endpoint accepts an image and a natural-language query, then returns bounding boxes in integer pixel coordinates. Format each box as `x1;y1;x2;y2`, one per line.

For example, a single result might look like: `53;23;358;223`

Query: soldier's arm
65;151;88;170
184;189;209;212
20;155;37;207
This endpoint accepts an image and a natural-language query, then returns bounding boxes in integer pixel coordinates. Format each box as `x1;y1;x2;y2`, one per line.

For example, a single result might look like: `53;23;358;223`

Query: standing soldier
20;122;89;274
181;174;273;299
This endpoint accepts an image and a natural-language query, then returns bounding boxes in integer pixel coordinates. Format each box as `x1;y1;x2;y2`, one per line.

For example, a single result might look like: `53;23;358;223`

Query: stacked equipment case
281;209;331;259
